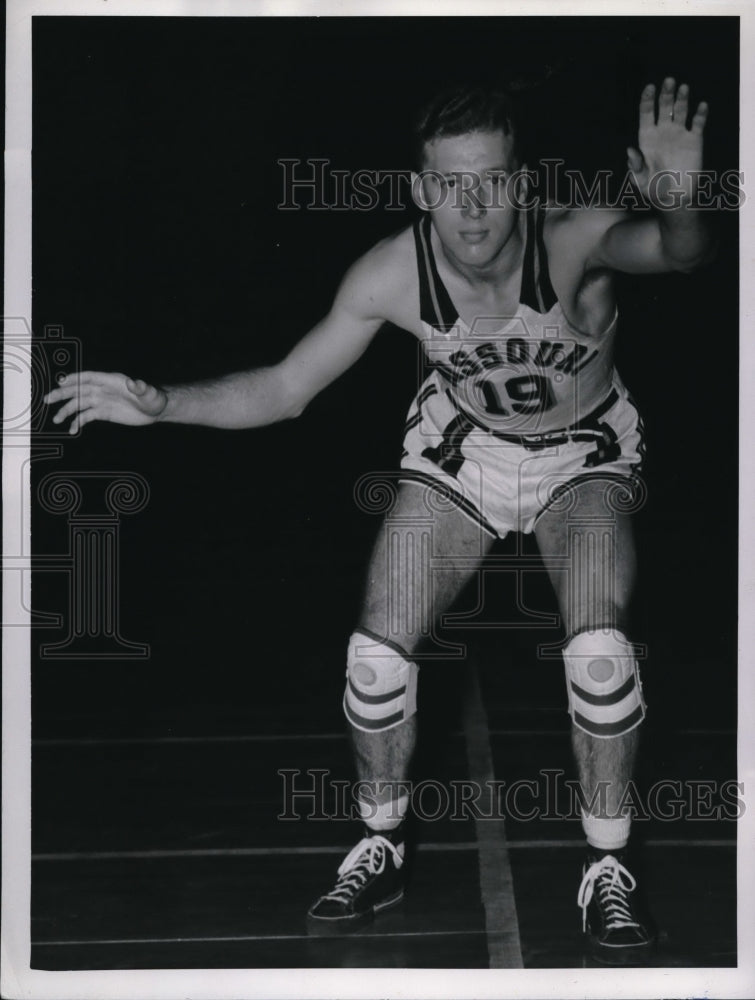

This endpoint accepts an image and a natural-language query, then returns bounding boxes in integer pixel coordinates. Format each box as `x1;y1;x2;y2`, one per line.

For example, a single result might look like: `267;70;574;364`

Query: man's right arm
44;245;398;434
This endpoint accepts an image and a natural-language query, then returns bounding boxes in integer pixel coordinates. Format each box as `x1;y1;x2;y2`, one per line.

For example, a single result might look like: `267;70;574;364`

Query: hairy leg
535;477;640;821
570;727;639;819
351;480;495;814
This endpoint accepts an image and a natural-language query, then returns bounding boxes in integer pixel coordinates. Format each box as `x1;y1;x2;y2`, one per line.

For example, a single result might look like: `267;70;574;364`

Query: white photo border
3;1;753;998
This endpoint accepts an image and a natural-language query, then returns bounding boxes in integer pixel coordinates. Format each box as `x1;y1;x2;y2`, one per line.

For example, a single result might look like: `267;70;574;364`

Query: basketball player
45;78;712;962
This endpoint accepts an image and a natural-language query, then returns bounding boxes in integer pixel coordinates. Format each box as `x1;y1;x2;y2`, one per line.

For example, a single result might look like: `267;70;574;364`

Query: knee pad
563;628;645;738
344;631;419;733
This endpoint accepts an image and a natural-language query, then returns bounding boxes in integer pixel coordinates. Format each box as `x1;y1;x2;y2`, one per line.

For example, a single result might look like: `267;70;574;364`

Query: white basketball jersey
413;204;617;435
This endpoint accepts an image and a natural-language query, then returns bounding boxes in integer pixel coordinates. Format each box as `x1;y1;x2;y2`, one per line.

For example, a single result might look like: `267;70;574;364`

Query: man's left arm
586;77;715;275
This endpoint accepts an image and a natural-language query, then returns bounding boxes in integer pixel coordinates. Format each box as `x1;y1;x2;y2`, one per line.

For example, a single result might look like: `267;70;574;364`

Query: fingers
640;78;708;135
43;370;146;430
691;100;709;135
638;83;655;129
50;394;92;425
657;76;676;121
673;82;689;124
43;376;83;406
43;369;164;429
43;371;123;405
48;383;103;431
69;408;96;436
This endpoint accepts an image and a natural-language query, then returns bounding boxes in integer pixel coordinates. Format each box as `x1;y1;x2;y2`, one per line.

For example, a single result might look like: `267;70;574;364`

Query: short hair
413;85;522;170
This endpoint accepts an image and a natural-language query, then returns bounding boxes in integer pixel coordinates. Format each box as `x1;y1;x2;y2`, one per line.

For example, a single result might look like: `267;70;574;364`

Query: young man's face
414;129;522;268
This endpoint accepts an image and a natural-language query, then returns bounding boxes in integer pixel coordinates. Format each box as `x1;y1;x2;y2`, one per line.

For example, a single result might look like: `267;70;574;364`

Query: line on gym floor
32;929;487;947
461;661;524;970
31;838;736;863
32;733;351;746
32;726;735;747
32;842;479;861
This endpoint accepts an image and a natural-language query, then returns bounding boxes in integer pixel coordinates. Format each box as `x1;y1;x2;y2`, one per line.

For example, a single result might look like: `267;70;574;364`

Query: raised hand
43;371;168;434
627;77;708;208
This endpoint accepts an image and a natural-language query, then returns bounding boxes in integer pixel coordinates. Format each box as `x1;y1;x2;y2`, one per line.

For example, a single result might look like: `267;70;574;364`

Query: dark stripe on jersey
576;388;619;426
404;381;439;433
534;203;558;311
421;410;476;477
414;214;459;330
416;202;558;324
520;205;538;311
520;202;557;314
625;389;647;476
429;358;462;387
404;411;424;434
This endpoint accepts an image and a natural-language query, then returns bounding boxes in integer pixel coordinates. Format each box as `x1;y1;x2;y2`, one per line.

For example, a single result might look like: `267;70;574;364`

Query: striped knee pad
563;628;645;738
344;632;419;733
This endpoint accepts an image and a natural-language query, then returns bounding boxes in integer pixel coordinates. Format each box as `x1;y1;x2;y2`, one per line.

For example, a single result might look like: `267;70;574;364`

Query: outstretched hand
627;77;708;208
44;372;168;434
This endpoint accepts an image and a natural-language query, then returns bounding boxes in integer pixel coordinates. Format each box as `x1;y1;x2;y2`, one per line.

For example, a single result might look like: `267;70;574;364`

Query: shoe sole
585;932;656;966
306;888;405;937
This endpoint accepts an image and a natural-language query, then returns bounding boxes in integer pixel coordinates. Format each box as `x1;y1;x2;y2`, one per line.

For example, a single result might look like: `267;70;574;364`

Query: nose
462;186;486;218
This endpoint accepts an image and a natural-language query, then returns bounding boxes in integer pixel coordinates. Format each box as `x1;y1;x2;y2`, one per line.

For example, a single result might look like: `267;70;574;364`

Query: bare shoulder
336;225;417;324
544;204;629;263
540;204;622;324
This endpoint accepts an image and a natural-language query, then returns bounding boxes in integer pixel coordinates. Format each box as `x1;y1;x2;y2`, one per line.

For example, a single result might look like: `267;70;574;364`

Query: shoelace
321;836;403;905
577;855;639;932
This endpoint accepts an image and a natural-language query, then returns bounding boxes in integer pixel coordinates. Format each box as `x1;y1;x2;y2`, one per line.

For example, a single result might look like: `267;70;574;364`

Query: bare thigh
359;480;496;655
534;476;638;636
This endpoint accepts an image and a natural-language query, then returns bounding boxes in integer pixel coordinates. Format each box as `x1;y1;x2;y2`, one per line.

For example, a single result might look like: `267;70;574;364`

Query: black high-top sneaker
578;849;656;964
307;824;405;932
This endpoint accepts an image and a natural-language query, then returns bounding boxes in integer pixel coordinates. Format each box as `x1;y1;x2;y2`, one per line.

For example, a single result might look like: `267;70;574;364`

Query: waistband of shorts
449;386;620;448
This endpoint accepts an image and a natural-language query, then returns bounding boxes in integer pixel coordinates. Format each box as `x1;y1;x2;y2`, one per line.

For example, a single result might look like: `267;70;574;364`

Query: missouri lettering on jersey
413;205;617;435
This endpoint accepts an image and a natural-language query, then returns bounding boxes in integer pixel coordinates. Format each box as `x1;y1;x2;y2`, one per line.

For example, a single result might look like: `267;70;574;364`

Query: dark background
30;15;738;737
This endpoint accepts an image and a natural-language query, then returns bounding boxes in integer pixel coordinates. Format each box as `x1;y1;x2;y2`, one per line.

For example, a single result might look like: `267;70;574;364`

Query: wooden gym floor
30;612;737;971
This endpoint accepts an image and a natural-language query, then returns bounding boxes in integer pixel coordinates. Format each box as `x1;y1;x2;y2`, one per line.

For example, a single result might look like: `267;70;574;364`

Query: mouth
459;230;489;245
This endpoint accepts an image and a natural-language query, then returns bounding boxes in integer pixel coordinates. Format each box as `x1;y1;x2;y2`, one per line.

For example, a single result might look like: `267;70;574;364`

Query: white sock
358;791;409;832
581;811;631;852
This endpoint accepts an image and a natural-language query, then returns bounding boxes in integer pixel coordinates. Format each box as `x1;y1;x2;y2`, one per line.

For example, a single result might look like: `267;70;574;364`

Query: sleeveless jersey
413;204;617;436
